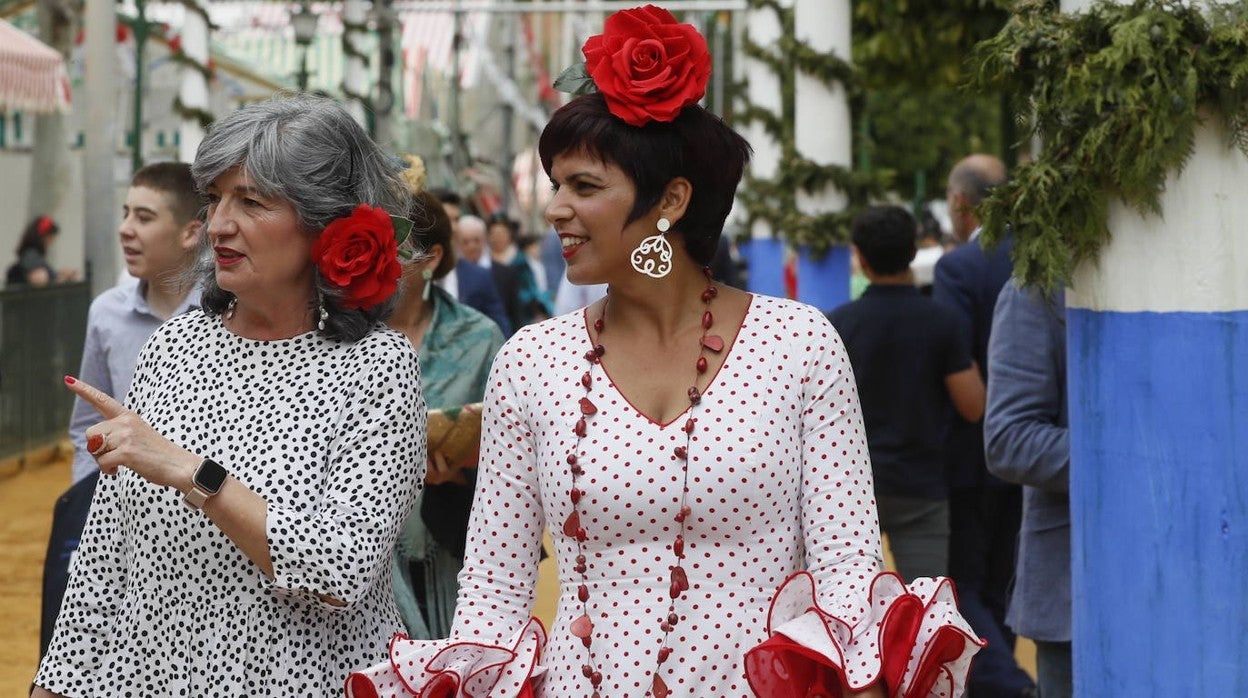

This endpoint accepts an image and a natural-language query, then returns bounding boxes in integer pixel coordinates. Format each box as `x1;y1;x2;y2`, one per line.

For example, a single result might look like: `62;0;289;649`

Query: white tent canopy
0;18;70;113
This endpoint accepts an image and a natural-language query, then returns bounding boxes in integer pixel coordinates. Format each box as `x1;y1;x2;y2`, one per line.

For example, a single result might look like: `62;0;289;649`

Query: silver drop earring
224;297;237;320
317;294;329;332
630;217;674;279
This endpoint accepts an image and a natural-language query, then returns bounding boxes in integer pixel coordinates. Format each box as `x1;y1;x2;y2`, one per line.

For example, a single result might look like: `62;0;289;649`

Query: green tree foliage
970;0;1248;290
852;0;1014;204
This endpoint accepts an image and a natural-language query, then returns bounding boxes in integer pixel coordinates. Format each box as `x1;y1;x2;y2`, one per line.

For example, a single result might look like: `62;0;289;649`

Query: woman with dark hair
389;158;505;641
33;94;425;698
6;215;78;287
350;7;980;698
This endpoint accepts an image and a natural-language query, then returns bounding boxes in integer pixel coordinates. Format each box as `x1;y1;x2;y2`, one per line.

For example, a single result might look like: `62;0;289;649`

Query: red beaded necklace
563;267;723;698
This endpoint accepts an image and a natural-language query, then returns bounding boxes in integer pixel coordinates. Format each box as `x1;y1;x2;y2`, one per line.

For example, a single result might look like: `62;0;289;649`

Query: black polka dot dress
453;295;886;697
35;311;426;697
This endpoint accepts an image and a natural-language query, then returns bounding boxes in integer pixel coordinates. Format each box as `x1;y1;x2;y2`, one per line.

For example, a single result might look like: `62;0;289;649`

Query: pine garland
735;0;890;255
970;0;1248;290
172;94;214;129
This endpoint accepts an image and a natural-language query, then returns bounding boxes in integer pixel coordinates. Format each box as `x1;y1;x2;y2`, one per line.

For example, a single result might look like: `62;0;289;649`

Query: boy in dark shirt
827;205;985;581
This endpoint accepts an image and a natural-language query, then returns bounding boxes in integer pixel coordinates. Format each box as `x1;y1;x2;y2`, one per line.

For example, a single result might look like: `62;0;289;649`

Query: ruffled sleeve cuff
346;617;546;698
745;571;986;698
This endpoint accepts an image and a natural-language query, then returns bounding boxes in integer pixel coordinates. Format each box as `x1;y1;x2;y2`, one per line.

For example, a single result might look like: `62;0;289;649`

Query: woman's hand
65;375;200;490
425;450;469;486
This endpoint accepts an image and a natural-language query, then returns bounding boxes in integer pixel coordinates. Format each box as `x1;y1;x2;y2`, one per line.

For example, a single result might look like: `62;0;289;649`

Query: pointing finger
64;375;127;420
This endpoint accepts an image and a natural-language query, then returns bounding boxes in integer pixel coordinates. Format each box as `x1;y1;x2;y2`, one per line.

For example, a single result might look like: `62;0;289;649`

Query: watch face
195;459;228;493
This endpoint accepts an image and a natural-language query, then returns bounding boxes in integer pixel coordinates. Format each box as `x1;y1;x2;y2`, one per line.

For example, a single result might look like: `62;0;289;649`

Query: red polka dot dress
461;295;883;696
35;312;426;698
348;295;983;697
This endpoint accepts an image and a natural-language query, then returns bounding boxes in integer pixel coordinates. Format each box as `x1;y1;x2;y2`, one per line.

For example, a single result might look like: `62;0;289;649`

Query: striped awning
0;18;71;113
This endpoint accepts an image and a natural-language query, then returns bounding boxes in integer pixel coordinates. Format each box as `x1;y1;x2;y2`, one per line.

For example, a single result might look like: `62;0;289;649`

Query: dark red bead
581;371;592;388
687;386;701;404
570;488;582;503
695;356;708;373
674;535;684;556
683;418;696;434
563;511;581;537
567;453;578;466
669;581;681;599
584;350;598;362
594;344;605;357
658;646;673;663
673;446;687;460
582;635;592;647
660;620;672;632
672;565;689;591
583;664;595;678
591;671;603;686
668;612;679;626
576;527;587;541
593;317;604;332
580;397;598;415
702;310;713;329
574;418;587;437
578;584;590;602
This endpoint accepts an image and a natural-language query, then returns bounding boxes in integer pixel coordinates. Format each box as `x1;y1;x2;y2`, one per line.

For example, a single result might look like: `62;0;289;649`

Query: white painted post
84;0;118;295
1060;0;1248;693
343;0;369;127
178;6;210;163
734;3;785;296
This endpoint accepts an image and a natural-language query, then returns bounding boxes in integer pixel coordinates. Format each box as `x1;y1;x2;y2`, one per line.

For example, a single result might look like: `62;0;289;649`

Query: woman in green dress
389;166;505;639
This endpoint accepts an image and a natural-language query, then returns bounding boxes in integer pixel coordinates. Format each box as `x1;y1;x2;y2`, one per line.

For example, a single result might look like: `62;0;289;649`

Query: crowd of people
22;6;1076;698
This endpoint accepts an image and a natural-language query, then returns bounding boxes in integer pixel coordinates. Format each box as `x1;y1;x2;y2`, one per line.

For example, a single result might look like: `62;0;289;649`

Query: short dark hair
131;161;200;225
406;189;456;280
851;205;918;275
538;93;751;266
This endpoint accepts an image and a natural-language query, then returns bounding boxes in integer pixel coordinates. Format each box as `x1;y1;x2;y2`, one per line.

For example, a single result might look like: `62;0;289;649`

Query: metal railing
0;281;90;463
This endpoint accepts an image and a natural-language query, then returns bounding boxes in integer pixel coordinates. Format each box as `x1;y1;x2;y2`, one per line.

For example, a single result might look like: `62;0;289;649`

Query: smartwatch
184;458;228;511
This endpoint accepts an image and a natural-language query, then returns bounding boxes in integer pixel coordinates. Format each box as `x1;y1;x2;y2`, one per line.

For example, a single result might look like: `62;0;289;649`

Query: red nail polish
64;375;76;385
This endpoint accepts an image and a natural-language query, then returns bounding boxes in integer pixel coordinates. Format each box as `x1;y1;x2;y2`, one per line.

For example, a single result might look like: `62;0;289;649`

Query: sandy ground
0;446;69;695
1;448;1027;696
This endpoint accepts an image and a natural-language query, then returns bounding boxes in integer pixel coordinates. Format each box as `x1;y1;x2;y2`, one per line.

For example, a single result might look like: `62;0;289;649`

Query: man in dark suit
454;258;512;337
456;214;519;336
430;190;512;337
933;154;1035;697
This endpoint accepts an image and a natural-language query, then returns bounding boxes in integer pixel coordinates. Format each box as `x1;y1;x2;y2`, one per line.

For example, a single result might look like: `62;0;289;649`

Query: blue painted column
1066;119;1248;692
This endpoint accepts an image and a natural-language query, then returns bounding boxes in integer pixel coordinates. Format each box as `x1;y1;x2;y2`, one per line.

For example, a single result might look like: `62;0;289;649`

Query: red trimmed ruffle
345;617;546;698
744;572;985;698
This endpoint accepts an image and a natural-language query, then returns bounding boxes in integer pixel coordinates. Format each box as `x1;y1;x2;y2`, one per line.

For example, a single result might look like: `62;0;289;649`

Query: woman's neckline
579;291;756;427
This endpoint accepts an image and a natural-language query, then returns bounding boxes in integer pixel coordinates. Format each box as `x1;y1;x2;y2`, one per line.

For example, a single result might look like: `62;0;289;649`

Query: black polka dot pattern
35;311;426;697
451;295;886;697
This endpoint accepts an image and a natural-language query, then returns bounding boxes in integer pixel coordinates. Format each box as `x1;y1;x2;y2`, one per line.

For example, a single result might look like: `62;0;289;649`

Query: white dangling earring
630;217;674;279
224;297;237;320
317;294;329;331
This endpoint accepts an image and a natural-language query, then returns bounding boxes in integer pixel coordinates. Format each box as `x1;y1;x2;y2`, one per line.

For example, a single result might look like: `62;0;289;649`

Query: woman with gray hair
33;94;426;698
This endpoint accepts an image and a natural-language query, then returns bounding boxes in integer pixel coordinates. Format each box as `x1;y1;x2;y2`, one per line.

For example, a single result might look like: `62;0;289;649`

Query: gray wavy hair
190;93;411;342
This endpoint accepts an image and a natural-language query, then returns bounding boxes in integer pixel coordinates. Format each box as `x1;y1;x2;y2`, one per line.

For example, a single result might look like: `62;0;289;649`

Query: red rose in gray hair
582;4;712;127
311;204;400;310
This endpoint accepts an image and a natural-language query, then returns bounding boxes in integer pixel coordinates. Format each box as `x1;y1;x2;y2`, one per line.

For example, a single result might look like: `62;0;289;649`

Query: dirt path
0;448;68;695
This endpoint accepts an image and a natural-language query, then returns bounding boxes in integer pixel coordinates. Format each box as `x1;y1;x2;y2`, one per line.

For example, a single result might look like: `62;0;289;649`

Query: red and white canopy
0;18;70;113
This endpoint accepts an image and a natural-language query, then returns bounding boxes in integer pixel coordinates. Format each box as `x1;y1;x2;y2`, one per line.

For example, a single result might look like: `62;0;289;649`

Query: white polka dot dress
455;295;886;697
35;311;426;698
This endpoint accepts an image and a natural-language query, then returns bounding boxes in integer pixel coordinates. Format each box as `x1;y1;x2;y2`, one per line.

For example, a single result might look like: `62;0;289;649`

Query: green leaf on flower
391;215;413;246
553;62;598;96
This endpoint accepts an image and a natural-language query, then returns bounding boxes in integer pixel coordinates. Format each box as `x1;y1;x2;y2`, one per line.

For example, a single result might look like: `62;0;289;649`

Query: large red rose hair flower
311;204;401;310
581;4;712;126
